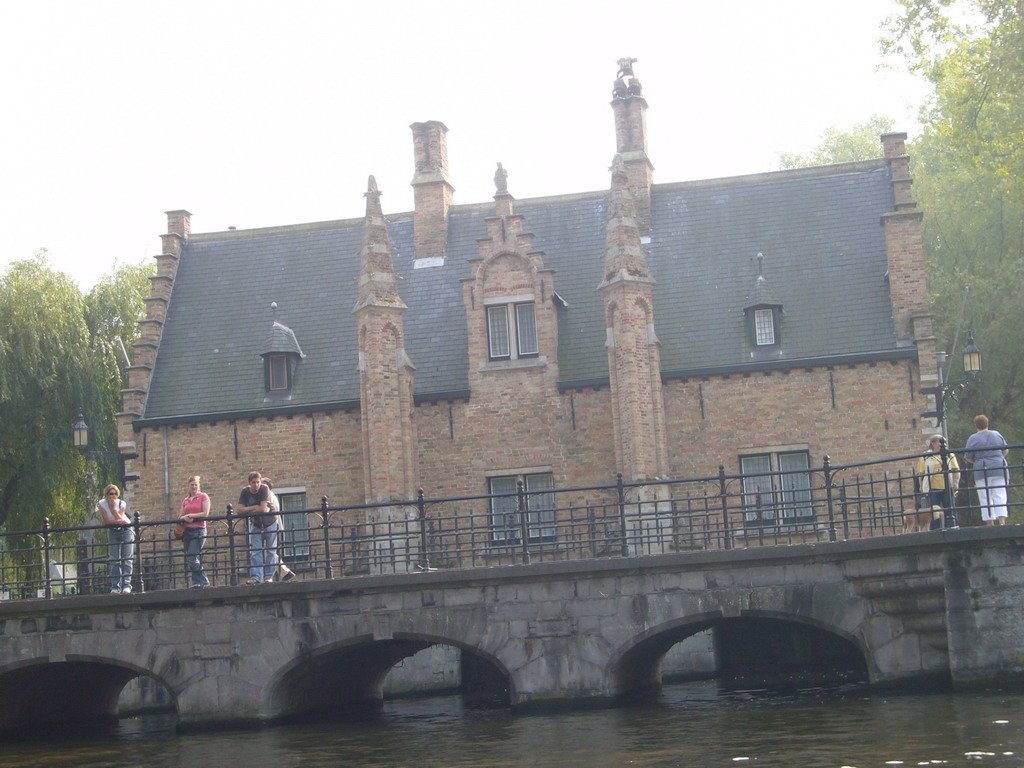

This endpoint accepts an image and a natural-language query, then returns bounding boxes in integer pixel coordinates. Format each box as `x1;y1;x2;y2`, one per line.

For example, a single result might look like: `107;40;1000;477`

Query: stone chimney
410;121;454;265
610;58;654;234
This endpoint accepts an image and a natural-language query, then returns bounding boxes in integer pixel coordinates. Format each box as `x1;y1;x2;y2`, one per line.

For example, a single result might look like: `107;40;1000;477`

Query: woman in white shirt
98;484;134;594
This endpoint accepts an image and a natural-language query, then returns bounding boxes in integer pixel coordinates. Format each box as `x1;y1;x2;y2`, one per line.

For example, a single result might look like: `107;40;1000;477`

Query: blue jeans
249;521;279;582
183;527;210;587
108;526;135;592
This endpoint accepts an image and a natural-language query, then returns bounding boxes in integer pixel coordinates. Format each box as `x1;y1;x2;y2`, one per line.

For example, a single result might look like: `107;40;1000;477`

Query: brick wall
123;358;922;521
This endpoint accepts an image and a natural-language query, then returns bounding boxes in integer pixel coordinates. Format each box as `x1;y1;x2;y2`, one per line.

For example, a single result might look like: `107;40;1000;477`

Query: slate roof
141;159;907;423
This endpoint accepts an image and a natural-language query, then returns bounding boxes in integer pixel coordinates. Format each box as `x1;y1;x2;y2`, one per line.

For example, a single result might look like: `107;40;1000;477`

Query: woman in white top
98;484;134;594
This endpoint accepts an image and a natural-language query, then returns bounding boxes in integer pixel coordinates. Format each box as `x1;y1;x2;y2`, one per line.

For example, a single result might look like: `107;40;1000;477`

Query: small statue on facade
494;162;509;195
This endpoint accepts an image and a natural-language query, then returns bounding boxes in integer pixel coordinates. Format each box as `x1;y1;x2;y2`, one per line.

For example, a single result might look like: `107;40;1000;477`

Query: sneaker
110;588;121;594
281;570;296;582
246;578;260;585
122;586;132;594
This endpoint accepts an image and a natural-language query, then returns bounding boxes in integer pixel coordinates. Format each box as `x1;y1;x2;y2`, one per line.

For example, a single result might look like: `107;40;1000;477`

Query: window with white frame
486;301;538;360
753;308;776;346
489;472;555;542
739;450;813;525
275;488;310;561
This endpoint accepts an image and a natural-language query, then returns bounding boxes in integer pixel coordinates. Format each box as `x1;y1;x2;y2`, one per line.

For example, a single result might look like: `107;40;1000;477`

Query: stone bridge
2;527;1023;732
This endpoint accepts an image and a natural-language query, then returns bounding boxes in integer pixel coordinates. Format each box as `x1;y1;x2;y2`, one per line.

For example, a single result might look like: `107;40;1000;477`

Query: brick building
117;62;938;561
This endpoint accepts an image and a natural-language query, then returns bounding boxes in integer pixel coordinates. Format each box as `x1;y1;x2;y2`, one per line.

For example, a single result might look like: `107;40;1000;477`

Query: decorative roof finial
756;252;764;276
613;57;642;98
494;162;508;195
271;301;278;322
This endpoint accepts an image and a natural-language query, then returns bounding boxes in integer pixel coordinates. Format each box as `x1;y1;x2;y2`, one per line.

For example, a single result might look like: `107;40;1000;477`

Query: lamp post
921;330;983;434
72;413;130;486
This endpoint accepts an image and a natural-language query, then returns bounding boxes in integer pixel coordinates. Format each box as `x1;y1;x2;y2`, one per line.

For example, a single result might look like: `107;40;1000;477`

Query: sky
0;0;930;290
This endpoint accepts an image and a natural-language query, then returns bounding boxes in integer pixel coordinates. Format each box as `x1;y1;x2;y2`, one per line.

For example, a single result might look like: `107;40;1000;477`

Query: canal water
0;681;1021;768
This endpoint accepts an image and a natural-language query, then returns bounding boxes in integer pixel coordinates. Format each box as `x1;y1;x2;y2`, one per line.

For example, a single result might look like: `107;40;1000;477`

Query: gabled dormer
463;164;559;377
743;253;783;353
262;302;304;400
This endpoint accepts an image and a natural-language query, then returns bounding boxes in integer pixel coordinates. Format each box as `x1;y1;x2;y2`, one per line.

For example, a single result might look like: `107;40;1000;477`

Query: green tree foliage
0;254;152;532
778;116;896;169
885;0;1024;444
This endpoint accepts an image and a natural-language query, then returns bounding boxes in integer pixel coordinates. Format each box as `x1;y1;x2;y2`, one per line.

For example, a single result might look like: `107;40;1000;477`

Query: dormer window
261;303;305;399
487;301;538;360
743;253;783;351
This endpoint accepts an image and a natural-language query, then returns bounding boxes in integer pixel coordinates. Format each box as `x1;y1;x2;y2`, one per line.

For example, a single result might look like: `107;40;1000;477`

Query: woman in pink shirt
178;475;211;588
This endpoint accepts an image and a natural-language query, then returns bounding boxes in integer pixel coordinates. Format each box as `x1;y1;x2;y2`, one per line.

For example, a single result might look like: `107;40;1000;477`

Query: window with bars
489;472;555;542
486;302;538;360
739;451;813;526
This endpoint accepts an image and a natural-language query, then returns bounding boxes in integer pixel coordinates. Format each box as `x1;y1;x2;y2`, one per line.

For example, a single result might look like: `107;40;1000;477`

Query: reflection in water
0;682;1021;768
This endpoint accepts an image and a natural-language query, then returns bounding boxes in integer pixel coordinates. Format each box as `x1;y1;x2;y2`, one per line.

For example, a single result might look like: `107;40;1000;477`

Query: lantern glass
72;414;88;448
962;332;982;374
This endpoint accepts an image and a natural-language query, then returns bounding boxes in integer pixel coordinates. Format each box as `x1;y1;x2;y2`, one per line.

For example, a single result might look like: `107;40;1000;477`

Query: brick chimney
879;132;939;428
410;121;454;265
879;133;929;341
610;58;654;234
118;209;191;493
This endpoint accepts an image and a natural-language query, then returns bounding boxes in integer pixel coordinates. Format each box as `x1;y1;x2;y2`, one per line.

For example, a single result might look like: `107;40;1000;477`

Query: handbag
172;522;186;540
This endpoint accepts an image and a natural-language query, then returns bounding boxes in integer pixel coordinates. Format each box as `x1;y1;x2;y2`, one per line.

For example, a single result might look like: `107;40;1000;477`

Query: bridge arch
265;632;513;721
0;655;178;735
610;610;868;700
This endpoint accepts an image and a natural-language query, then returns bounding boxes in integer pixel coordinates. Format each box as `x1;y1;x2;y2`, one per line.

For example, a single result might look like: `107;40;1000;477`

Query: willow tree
885;0;1024;443
0;255;152;532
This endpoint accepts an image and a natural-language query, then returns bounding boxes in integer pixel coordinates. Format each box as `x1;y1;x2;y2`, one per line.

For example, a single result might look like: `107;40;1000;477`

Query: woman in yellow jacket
916;435;961;529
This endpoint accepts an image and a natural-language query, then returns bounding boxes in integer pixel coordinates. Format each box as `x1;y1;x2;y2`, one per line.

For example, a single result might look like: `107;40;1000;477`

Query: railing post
417;489;429;570
823;455;837;542
839;485;850;540
616;473;629;557
718;465;732;550
321;497;333;579
939;436;957;528
226;503;238;586
133;511;144;594
517;480;531;565
42;518;52;599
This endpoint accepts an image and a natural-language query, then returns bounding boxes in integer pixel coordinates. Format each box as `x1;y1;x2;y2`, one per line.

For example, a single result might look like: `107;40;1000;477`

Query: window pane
487;306;511;359
516;303;538;356
489;476;518;540
269;355;290;390
754;309;775;346
525;473;555;538
279;492;309;559
740;455;774;522
778;452;812;519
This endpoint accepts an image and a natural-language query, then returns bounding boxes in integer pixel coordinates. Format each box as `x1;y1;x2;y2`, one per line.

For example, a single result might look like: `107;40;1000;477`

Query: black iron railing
0;445;1019;600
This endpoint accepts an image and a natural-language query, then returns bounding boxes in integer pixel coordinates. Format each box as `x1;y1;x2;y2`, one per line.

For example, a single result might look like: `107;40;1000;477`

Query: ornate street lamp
71;412;135;485
72;413;89;449
922;330;983;429
962;330;982;377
